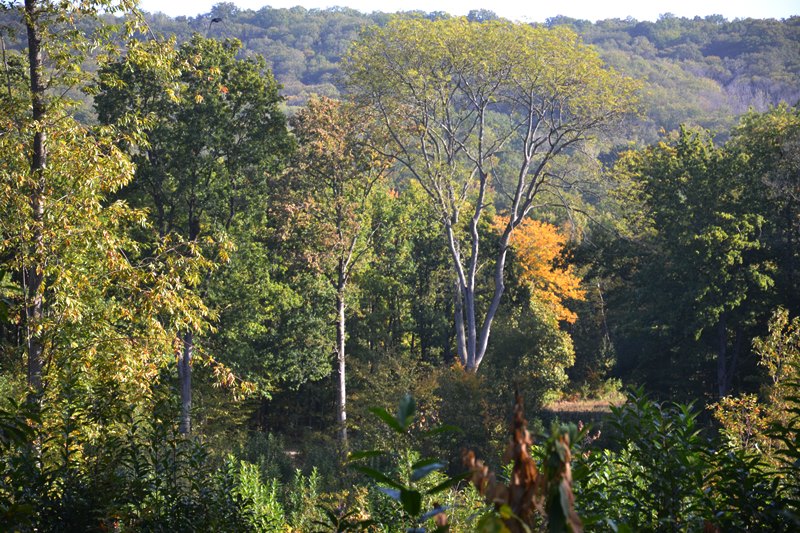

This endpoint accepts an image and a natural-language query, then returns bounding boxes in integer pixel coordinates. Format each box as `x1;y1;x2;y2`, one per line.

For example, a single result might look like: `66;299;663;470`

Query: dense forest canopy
0;1;799;531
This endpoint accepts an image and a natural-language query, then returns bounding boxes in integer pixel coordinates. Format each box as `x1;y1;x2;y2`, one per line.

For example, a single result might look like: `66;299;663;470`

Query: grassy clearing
544;398;623;415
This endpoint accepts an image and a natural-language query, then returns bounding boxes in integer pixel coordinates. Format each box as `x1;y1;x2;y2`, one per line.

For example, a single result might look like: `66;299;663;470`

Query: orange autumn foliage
495;217;585;323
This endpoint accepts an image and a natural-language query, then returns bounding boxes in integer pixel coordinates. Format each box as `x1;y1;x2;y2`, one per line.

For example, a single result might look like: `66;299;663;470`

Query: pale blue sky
138;0;798;22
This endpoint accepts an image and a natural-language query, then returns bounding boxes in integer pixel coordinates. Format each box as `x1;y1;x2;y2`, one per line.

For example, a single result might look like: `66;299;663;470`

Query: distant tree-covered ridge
1;3;795;139
138;5;798;139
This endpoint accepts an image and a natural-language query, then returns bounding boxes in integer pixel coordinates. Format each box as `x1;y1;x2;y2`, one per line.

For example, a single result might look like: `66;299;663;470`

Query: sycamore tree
277;96;389;452
345;17;638;371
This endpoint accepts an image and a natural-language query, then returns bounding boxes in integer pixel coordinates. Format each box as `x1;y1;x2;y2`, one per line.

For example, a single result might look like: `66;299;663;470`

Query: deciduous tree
345;17;637;371
279;96;389;451
96;35;292;434
613;127;775;396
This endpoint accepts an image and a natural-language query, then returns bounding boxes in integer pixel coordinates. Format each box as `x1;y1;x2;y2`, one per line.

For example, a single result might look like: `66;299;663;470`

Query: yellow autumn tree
495;217;585;323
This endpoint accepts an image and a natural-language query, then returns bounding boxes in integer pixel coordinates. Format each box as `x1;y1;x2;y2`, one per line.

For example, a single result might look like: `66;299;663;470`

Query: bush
574;388;797;531
212;457;286;532
0;392;288;532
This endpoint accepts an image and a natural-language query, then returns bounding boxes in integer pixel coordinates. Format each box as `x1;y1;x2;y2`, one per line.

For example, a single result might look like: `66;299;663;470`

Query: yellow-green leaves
345;17;639;370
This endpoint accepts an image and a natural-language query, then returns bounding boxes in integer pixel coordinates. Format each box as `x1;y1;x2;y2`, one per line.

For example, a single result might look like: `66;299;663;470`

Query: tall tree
345;17;638;371
3;0;141;396
612;127;775;396
1;9;220;525
279;96;389;452
96;35;292;434
727;105;800;312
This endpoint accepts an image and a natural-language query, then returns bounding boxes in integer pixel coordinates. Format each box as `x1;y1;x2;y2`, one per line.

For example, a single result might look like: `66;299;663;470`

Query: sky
137;0;798;23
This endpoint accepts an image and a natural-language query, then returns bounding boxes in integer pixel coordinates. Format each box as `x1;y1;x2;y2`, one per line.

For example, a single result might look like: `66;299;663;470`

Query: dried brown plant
463;392;583;532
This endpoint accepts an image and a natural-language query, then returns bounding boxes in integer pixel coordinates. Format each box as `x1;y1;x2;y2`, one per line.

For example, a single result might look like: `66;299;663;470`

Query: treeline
1;3;796;137
138;4;800;140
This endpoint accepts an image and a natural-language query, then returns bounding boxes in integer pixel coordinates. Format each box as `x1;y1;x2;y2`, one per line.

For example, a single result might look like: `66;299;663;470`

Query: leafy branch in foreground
350;393;466;532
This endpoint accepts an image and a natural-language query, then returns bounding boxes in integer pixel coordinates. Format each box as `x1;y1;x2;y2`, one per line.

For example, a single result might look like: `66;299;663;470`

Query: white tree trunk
178;330;193;435
335;286;348;453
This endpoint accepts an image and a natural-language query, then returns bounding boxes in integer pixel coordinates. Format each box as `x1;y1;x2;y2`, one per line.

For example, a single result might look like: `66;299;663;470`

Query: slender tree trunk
725;326;743;396
178;330;193;434
453;279;467;367
596;281;614;354
24;0;46;394
178;214;199;435
786;202;797;302
717;315;729;398
335;281;348;454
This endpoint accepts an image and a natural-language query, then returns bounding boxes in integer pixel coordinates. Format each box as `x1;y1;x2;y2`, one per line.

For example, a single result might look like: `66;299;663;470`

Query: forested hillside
141;4;800;141
1;1;799;531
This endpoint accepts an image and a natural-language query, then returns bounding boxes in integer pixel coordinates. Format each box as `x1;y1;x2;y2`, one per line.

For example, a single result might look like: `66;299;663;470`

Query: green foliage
609;390;706;529
584;112;800;398
351;393;467;532
94;32;332;408
107;8;800;141
769;362;800;525
214;458;286;532
3;2;800;530
0;391;290;532
575;388;798;531
0;399;37;529
285;468;323;531
237;431;296;482
433;367;504;466
487;301;577;408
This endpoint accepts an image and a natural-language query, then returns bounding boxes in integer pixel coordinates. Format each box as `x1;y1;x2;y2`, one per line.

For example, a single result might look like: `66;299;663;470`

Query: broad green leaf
351;465;405;490
400;488;422;516
411;462;445;481
397;393;416;430
369;407;405;433
348;449;386;461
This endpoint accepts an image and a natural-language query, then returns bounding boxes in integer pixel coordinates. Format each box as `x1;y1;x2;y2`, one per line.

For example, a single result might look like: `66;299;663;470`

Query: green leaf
397;393;416;430
400;488;422;516
411;457;442;469
378;486;401;500
499;504;513;520
351;465;404;490
476;512;511;532
420;505;452;521
369;406;405;433
347;449;386;461
411;461;445;481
